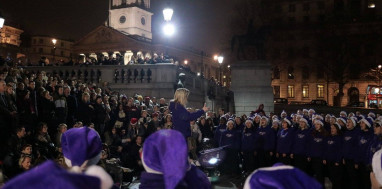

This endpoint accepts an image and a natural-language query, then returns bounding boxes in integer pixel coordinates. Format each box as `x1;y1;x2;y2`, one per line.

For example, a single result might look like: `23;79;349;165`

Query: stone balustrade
23;64;234;112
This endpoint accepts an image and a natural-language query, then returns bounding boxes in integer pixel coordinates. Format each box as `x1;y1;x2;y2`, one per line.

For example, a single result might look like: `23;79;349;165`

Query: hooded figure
2;160;113;189
61;127;102;170
139;129;211;189
243;163;321;189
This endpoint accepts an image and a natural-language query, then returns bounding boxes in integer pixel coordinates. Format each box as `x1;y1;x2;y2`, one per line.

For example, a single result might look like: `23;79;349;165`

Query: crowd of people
1;63;382;188
213;107;382;189
35;52;174;67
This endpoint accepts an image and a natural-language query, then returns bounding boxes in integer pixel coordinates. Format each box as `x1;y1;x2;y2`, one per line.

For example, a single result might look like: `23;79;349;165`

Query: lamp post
52;39;57;63
162;7;174;60
163;7;174;36
217;55;224;84
0;13;4;29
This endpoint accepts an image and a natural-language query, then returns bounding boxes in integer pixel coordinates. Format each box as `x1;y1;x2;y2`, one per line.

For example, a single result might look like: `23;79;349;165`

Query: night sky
0;0;235;54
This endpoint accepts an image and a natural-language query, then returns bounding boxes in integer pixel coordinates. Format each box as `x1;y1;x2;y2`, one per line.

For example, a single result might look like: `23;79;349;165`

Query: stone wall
24;64;233;112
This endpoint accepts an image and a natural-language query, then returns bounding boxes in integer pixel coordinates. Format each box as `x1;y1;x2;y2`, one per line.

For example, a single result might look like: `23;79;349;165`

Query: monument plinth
230;60;274;116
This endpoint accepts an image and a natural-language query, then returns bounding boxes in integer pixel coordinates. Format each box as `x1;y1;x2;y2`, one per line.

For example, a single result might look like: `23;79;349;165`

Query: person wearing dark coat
64;86;77;128
39;91;55;137
16;90;37;132
324;123;343;189
342;117;361;189
290;117;310;173
128;135;144;176
355;118;374;189
219;120;240;175
255;116;275;167
241;119;257;173
53;86;67;126
77;92;93;126
168;88;208;138
93;96;108;137
276;118;295;165
199;116;213;139
140;113;157;139
253;104;265;116
125;97;140;121
307;119;328;186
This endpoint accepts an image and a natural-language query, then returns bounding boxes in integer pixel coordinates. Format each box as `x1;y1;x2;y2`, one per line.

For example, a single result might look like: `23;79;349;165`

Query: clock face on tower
141;17;146;25
119;16;126;24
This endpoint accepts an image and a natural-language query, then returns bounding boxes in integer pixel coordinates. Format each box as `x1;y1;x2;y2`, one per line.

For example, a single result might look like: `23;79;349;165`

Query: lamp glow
375;88;380;94
217;56;224;64
52;39;57;45
214;55;218;60
208;158;218;165
163;8;174;21
0;17;4;29
197;72;201;76
368;3;376;8
378;65;381;69
184;60;188;65
163;23;175;36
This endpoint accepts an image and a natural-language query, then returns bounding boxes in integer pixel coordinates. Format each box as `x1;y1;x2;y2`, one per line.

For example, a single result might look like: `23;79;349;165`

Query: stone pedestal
230;60;274;115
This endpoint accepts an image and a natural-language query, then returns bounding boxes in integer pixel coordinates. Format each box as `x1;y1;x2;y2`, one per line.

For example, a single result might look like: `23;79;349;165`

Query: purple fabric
245;163;322;189
140;166;211;189
142;129;189;189
169;101;204;138
61;127;102;166
3;160;100;189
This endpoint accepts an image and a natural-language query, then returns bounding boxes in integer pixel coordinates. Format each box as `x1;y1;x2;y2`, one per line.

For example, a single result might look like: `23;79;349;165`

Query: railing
23;63;178;84
23;63;232;111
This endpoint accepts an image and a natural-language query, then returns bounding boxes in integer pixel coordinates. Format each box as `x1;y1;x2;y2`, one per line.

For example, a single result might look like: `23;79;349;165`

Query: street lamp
163;8;173;21
163;7;174;36
52;39;57;63
163;23;175;36
184;60;188;65
217;55;224;83
0;14;4;29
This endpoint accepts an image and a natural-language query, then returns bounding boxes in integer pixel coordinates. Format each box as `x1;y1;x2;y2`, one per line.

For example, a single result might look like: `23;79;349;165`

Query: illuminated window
302;85;309;98
317;85;324;98
288;85;295;98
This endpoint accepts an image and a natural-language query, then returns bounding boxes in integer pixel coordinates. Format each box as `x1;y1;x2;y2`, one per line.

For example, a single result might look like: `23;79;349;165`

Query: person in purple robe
169;88;209;138
307;119;328;185
139;129;211;189
356;118;374;189
241;119;257;173
342;117;361;189
290;117;310;173
256;116;276;167
2;160;113;189
243;163;321;189
276;117;295;165
323;123;343;189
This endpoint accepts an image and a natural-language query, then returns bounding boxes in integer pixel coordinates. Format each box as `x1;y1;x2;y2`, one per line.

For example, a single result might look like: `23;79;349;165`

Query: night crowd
0;65;382;189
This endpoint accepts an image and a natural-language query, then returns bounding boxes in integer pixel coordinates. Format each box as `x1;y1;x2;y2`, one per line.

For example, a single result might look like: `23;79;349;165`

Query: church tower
109;0;153;39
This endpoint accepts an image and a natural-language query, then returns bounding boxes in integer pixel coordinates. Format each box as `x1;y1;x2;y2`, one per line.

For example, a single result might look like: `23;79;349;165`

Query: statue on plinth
231;20;271;60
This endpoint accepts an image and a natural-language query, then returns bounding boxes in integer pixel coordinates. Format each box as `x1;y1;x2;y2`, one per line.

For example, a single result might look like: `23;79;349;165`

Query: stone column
230;60;274;115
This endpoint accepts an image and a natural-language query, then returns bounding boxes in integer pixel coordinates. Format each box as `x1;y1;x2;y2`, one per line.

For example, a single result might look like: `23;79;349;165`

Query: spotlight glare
163;23;175;36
